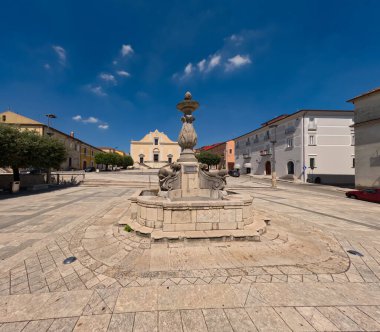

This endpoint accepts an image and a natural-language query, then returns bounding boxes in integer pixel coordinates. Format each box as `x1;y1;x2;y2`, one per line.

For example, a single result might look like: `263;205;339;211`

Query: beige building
348;87;380;188
0;110;103;170
130;129;180;168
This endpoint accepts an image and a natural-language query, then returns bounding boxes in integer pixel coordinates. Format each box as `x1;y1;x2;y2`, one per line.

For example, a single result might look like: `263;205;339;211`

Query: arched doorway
265;161;271;175
287;161;295;175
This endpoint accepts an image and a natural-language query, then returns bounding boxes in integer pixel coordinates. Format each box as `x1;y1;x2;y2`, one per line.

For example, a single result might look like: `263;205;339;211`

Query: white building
234;110;355;185
348;87;380;189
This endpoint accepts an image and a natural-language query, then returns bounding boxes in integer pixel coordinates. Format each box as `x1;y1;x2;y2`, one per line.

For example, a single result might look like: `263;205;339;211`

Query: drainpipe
302;111;306;182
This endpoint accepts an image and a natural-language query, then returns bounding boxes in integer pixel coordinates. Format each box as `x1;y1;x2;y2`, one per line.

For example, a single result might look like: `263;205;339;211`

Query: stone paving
0;172;380;331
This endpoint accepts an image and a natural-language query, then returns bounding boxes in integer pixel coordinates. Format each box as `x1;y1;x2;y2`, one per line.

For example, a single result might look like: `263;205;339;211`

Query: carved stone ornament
158;163;181;191
199;164;227;190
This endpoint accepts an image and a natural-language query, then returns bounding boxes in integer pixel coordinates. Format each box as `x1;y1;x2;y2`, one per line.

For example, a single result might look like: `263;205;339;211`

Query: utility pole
269;124;278;189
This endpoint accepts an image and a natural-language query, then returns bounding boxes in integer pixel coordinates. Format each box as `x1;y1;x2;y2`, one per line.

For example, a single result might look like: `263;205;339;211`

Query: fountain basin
129;189;254;232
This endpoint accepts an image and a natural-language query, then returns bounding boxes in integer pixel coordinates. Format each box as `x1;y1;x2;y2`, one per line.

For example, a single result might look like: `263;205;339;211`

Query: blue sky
1;0;380;152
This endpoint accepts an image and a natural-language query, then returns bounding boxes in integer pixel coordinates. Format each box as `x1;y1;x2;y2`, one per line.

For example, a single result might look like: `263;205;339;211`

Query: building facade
0;110;102;170
234;110;355;185
130;129;181;168
348;88;380;188
197;140;235;170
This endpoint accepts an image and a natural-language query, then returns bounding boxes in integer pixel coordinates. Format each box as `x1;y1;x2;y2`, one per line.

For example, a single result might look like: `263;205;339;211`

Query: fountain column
176;92;200;196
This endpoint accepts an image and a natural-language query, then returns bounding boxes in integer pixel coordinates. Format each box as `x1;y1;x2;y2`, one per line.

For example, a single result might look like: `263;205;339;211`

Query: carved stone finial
184;91;192;100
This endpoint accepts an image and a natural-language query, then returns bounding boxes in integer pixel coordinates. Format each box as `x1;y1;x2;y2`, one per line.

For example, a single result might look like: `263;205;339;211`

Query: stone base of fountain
119;187;266;242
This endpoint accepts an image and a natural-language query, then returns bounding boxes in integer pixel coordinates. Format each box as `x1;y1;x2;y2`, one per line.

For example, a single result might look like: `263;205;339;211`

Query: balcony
285;126;296;134
260;150;272;156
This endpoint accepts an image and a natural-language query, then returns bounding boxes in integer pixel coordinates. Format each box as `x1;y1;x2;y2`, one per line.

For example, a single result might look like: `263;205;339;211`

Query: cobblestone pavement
0;172;380;331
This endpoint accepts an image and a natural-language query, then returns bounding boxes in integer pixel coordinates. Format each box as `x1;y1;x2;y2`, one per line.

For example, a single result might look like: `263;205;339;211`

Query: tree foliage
95;152;134;170
196;151;221;169
0;125;67;181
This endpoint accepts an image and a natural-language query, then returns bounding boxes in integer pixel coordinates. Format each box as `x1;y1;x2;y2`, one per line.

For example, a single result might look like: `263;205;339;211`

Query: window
84;147;87;155
264;131;270;140
352;158;355;168
287;138;293;148
154;154;159;162
168;157;172;163
91;150;94;156
229;149;232;154
154;138;159;145
254;135;259;143
2;115;6;122
309;135;315;145
310;157;316;169
351;134;355;146
140;156;144;163
246;138;250;146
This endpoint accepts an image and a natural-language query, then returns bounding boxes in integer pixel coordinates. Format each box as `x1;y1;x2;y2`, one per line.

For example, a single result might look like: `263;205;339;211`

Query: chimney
70;131;74;137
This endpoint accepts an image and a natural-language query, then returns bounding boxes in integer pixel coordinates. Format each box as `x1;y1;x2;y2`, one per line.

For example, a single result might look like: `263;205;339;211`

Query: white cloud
44;63;51;70
88;85;107;97
225;54;251;71
184;63;193;75
72;115;82;121
117;70;131;77
121;44;134;57
99;73;117;84
197;59;206;72
208;55;221;70
83;116;99;124
73;115;106;127
52;45;66;65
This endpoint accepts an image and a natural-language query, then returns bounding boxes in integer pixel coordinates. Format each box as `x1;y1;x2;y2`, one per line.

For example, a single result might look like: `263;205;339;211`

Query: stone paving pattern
0;173;379;331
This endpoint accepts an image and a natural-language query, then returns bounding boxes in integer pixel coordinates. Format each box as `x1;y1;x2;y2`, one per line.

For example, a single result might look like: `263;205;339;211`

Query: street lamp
269;124;278;188
45;114;57;136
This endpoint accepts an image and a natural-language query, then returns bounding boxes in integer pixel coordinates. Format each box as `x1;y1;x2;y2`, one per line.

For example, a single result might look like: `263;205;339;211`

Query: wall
354;122;380;188
351;93;380;189
0;174;45;190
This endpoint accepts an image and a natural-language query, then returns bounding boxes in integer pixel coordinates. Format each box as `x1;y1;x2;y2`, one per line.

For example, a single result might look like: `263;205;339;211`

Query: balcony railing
285;126;296;134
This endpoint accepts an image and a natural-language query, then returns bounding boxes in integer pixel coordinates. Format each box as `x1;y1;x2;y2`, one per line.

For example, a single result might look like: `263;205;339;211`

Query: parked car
84;167;96;172
345;188;380;203
228;169;240;177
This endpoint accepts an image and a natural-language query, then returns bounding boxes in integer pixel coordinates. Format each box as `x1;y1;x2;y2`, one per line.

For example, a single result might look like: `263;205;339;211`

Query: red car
345;188;380;203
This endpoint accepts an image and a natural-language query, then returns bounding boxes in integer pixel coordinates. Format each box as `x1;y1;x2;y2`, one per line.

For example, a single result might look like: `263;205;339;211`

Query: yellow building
99;147;127;156
0;110;102;170
130;129;180;168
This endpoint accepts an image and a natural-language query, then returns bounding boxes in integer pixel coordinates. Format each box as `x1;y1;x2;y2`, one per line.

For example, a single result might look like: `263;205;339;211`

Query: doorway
83;160;87;169
287;161;295;175
265;161;271;175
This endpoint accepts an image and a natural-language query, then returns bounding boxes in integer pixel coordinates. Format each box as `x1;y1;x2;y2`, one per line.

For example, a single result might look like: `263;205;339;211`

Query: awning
244;163;252;168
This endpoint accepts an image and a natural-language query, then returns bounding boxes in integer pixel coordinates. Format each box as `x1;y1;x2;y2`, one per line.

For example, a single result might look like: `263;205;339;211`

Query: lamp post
45;113;57;136
269;124;278;188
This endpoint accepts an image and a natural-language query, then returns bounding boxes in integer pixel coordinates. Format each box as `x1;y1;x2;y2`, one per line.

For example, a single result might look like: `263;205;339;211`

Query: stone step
151;229;262;242
119;217;263;242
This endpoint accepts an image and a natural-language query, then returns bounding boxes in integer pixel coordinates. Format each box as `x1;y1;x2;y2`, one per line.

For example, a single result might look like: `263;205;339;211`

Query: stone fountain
124;92;266;241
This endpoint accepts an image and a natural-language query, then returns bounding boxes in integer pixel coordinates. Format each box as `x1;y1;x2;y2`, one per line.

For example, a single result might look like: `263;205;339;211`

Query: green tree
196;151;221;170
121;155;134;168
94;152;109;170
0;125;67;182
94;152;124;170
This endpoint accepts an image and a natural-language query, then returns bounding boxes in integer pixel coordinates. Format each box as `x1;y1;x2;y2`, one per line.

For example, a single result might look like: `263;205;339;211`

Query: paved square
0;172;379;331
